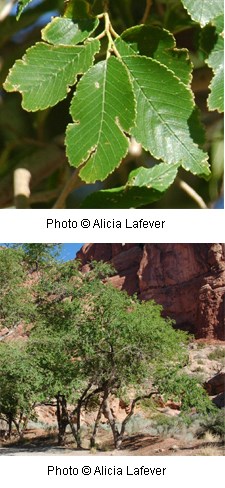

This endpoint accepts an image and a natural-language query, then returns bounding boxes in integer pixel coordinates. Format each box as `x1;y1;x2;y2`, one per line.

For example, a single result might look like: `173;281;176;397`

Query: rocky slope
76;244;225;340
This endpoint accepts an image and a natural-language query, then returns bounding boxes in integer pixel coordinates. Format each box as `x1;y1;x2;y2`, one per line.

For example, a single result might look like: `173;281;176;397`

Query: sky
59;244;83;262
0;243;83;262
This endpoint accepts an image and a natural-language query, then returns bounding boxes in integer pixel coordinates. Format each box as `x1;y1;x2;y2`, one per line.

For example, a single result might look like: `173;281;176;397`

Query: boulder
204;372;225;395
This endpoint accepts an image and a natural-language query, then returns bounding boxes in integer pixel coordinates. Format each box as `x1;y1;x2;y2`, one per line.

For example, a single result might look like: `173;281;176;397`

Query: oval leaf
81;163;179;208
128;163;179;191
3;39;100;111
42;16;99;46
120;26;192;86
181;0;224;27
116;47;209;177
66;56;136;183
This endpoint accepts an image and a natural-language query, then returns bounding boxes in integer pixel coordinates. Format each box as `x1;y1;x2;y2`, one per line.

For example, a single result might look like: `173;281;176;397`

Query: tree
28;259;213;449
0;249;217;448
0;0;223;208
27;259;116;446
0;247;36;330
12;243;62;271
0;342;42;438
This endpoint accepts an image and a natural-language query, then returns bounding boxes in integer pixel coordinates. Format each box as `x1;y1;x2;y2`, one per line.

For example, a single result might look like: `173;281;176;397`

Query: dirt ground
0;431;224;456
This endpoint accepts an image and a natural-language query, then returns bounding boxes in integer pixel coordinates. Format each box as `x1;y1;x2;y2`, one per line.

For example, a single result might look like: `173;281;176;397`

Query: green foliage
196;410;225;440
155;367;216;415
0;247;220;447
0;342;42;432
0;247;35;329
1;0;223;208
12;243;62;270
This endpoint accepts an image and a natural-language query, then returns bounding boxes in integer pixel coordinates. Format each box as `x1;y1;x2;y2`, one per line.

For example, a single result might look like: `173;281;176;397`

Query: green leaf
64;0;93;19
128;162;179;190
66;56;136;183
42;16;99;46
181;0;224;27
211;14;224;34
207;35;224;113
81;163;179;208
81;186;162;208
116;44;209;177
120;25;192;86
206;17;224;113
16;0;33;20
3;39;100;111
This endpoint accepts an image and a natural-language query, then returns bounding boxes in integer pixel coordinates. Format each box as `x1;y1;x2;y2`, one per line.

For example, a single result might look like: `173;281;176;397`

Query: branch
120;391;158;438
141;0;153;24
14;168;31;208
176;177;208;209
52;169;83;208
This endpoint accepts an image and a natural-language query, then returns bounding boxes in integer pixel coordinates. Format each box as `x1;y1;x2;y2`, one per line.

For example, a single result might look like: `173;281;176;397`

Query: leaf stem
176;177;208;209
109;23;119;39
96;12;120;58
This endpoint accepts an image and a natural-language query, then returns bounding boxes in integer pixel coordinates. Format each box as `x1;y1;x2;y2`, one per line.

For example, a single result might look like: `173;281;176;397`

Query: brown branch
141;0;152;24
119;391;158;440
52;169;83;208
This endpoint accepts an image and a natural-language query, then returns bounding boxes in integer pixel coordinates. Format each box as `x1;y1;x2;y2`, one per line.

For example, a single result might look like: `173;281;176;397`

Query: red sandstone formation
76;244;225;340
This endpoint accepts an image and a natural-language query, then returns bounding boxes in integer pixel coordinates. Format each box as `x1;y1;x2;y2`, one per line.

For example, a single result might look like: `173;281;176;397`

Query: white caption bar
0;456;223;488
0;209;225;242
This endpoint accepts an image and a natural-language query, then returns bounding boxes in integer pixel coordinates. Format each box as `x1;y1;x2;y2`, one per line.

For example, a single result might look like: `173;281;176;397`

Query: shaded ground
1;342;224;456
1;431;224;456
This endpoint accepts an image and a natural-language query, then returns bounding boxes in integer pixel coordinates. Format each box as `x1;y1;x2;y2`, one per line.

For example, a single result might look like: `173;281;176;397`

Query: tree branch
176;177;208;209
14;168;31;208
52;169;83;208
141;0;152;24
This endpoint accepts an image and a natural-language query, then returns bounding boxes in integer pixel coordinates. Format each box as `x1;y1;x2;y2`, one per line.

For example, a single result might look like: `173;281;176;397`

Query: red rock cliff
76;244;225;340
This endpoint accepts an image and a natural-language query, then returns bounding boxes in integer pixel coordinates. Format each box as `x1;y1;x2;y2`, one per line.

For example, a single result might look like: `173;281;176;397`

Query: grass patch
208;348;225;361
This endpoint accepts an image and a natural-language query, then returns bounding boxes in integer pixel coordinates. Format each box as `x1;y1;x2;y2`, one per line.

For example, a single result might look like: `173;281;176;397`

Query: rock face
76;244;225;340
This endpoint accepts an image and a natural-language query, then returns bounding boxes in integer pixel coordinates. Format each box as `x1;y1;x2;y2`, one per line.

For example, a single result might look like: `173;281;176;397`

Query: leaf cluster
1;0;223;208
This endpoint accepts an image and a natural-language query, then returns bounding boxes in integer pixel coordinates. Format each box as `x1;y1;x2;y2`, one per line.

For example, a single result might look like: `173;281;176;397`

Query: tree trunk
56;393;68;446
102;393;120;449
8;413;13;439
90;397;104;448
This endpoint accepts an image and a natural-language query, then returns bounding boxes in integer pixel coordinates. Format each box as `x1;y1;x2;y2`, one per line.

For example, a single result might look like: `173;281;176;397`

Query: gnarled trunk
56;393;68;446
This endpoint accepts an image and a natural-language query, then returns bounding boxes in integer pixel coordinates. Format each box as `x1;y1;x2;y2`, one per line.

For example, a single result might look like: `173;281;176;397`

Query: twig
176;177;208;209
52;169;82;208
14;168;31;209
141;0;152;24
